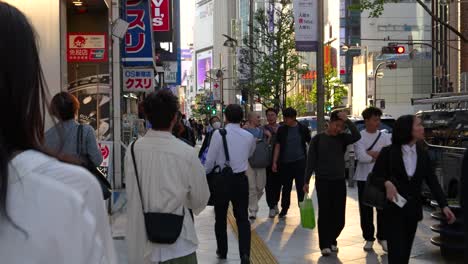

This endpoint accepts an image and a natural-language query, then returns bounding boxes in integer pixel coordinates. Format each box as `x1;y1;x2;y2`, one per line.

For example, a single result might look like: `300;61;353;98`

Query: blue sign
122;0;154;67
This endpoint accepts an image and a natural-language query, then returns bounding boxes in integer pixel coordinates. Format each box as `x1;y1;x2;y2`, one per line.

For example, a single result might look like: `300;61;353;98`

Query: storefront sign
98;141;113;178
213;80;221;101
293;0;318;51
67;33;107;62
123;68;155;93
163;61;178;83
196;49;212;91
122;0;154;67
151;0;170;32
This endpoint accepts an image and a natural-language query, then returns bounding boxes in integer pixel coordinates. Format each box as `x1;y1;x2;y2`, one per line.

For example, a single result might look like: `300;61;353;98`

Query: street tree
239;0;305;111
191;94;211;120
286;93;307;116
310;65;347;112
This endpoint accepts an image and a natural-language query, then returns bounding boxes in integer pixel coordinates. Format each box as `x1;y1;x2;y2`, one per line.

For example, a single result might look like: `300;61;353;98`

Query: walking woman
372;115;456;263
0;2;114;263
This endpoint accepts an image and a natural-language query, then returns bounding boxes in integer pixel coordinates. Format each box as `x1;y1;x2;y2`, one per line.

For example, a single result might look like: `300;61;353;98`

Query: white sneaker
321;248;332;256
378;240;388;252
268;209;276;218
363;241;374;251
330;245;339;253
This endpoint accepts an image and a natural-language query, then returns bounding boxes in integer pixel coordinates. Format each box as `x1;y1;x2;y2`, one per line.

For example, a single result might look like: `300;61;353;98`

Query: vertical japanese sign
122;0;154;67
293;0;318;51
98;141;113;178
213;80;221;101
123;68;155;93
67;33;108;62
162;61;178;83
151;0;171;32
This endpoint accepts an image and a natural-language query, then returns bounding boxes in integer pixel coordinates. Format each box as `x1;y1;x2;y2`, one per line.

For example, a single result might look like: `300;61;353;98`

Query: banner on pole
293;0;318;52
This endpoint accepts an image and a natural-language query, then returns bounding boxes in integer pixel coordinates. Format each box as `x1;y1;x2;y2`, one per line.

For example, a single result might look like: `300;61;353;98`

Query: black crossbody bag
362;132;388;209
77;125;112;200
130;141;184;244
209;129;235;199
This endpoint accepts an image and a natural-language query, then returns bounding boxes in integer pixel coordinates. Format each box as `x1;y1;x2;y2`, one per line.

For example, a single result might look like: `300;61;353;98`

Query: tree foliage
310;65;348;111
191;94;211;120
239;0;305;111
349;0;398;18
286;93;307;116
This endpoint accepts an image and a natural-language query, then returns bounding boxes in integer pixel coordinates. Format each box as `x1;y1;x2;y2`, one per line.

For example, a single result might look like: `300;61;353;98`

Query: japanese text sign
123;0;154;67
151;0;171;32
123;68;155;93
293;0;318;51
67;33;108;62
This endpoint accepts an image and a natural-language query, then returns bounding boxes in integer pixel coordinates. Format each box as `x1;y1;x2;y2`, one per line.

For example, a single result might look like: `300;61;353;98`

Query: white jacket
125;130;209;263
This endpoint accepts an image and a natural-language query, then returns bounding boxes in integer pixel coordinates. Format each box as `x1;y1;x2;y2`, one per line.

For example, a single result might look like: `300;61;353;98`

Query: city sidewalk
112;180;462;263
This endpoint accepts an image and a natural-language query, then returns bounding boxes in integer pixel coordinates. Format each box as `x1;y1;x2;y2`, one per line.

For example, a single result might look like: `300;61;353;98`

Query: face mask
212;122;221;129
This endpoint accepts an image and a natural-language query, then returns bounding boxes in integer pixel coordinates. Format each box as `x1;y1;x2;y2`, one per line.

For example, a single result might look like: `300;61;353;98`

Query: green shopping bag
300;195;316;230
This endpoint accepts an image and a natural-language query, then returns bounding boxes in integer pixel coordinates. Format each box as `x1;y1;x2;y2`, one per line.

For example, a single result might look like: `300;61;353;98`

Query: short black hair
50;92;80;121
209;116;220;125
330;110;342;122
392;115;415;145
362;107;383;120
265;108;278;115
283;107;297;118
225;104;243;123
144;90;179;130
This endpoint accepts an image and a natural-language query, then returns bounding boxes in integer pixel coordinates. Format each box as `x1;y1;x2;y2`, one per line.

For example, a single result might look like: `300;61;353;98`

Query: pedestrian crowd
0;2;461;264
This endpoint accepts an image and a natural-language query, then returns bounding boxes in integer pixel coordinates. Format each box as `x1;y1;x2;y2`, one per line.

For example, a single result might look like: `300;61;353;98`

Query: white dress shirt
402;144;418;177
205;123;256;174
354;130;392;181
1;150;108;264
125;130;209;263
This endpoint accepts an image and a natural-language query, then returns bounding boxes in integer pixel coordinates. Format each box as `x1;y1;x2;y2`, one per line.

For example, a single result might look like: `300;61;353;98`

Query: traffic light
206;105;211;111
326;105;332;112
381;45;405;54
212;109;217;115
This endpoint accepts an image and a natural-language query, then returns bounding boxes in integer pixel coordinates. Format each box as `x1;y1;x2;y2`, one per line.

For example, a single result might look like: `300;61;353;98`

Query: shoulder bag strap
131;140;145;213
367;131;382;151
76;124;83;156
219;129;230;166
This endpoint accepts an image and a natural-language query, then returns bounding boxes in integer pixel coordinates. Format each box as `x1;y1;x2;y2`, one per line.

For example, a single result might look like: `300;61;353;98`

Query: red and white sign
213;80;221;101
67;33;108;62
123;68;155;93
151;0;170;32
98;141;113;168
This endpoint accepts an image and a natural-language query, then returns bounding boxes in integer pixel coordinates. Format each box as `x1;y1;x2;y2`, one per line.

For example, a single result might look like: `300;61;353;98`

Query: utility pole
248;0;255;112
316;0;325;132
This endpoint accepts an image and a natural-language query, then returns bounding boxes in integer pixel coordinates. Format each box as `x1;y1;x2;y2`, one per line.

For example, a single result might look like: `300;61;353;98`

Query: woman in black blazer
372;115;456;264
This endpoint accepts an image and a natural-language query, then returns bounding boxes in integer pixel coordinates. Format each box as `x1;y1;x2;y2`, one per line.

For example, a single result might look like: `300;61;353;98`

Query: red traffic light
381;45;406;54
396;46;405;54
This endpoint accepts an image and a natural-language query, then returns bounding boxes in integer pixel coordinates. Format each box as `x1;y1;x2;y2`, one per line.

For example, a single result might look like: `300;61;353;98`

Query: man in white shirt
125;91;210;264
205;104;256;264
354;107;392;252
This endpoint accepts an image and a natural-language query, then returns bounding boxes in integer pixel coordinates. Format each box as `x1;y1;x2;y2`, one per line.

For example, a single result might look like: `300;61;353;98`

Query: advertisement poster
196;49;212;91
67;33;107;63
122;0;154;67
123;68;155;93
293;0;318;51
98;141;113;179
163;61;178;84
181;49;192;87
151;0;170;32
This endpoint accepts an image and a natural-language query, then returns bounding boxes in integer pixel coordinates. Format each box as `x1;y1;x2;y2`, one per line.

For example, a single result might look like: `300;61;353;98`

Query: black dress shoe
240;254;250;264
216;250;227;259
278;209;288;218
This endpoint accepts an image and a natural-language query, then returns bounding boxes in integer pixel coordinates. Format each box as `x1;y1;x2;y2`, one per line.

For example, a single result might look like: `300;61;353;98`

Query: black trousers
315;178;347;250
266;166;281;209
279;159;306;210
384;206;418;264
357;181;386;241
214;172;251;258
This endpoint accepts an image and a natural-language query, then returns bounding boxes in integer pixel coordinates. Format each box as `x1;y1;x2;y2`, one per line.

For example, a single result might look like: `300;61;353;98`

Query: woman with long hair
372;115;456;263
0;2;114;263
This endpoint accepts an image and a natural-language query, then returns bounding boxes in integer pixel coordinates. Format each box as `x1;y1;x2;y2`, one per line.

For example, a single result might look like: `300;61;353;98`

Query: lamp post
373;61;396;106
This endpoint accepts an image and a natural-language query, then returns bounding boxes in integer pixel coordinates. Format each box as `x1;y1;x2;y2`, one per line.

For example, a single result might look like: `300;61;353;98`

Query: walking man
264;108;281;218
304;110;361;256
272;107;311;218
205;104;256;264
354;107;391;251
244;112;271;220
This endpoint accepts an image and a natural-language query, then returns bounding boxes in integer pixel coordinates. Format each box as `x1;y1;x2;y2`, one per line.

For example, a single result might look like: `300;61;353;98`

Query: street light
373;61;396;106
222;34;238;48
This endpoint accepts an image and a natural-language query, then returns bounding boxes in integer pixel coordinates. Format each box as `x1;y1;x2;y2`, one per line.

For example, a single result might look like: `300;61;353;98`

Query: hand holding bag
300;193;316;230
131;141;185;244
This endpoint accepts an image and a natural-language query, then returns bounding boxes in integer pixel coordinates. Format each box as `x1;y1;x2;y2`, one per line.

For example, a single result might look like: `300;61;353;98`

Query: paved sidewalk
112;182;463;264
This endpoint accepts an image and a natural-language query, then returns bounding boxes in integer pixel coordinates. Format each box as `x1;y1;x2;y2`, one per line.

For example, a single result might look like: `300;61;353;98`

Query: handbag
362;133;388;209
130;141;185;244
299;194;316;230
77;125;112;200
248;129;272;168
